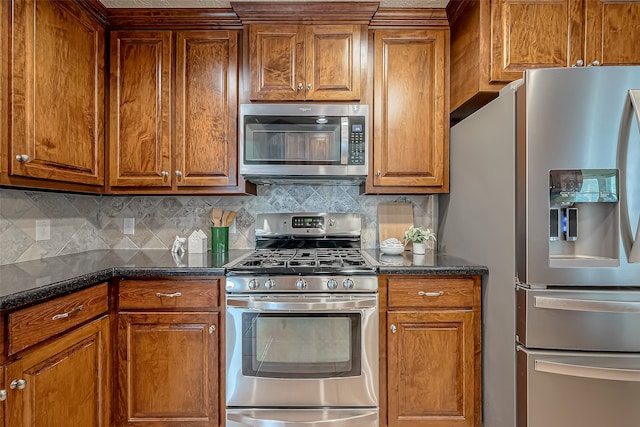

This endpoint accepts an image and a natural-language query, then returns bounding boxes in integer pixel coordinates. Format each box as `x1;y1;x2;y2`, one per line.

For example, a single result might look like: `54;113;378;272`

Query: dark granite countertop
0;249;486;312
364;249;488;275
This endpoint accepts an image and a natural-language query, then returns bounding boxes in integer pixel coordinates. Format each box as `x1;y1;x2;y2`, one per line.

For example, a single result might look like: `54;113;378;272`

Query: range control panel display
292;216;324;228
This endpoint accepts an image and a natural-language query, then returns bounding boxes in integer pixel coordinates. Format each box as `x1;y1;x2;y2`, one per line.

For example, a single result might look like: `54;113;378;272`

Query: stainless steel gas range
225;213;379;427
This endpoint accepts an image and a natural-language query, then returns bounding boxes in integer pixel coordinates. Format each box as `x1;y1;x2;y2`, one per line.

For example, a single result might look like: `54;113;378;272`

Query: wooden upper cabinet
585;0;640;66
249;25;361;101
370;29;449;193
109;30;240;191
109;31;172;188
450;0;640;121
175;30;238;188
491;0;583;82
10;0;105;186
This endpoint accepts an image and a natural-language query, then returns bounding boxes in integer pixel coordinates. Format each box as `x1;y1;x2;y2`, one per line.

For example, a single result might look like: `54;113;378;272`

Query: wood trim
106;8;242;29
370;8;449;28
446;0;471;26
76;0;108;26
231;1;380;24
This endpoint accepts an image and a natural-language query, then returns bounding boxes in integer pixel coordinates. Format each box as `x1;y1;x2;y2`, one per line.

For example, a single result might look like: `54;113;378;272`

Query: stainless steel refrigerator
439;66;640;427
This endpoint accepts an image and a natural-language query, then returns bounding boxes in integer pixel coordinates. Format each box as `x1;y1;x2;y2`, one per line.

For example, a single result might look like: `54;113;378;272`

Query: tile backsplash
0;186;435;265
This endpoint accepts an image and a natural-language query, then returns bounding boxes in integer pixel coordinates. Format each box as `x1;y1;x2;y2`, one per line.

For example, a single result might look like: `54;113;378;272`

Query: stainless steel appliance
239;104;368;184
225;212;379;427
439;66;640;427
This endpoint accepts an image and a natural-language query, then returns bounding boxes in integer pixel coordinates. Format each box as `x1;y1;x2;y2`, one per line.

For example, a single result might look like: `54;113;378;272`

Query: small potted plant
403;226;436;254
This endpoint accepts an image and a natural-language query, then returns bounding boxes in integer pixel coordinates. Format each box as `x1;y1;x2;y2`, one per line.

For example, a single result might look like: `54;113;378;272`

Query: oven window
241;313;361;378
244;116;342;165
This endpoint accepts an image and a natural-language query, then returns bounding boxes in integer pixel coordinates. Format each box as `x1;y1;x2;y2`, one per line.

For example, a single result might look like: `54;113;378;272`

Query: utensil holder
211;226;229;253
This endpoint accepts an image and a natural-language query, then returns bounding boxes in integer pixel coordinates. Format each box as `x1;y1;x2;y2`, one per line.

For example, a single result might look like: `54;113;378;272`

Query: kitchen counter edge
1;249;487;312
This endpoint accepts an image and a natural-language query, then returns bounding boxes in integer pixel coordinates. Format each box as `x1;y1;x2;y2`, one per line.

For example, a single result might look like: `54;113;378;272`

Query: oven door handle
226;297;377;311
227;410;378;426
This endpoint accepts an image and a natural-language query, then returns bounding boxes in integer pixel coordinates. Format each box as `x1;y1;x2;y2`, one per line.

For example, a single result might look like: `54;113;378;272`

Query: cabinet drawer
7;283;109;355
388;277;474;309
118;279;219;310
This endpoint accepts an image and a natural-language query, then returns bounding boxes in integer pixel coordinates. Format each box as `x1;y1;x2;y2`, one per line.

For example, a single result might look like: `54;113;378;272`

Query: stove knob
248;279;259;290
327;278;339;290
295;278;307;290
342;278;355;289
264;278;275;290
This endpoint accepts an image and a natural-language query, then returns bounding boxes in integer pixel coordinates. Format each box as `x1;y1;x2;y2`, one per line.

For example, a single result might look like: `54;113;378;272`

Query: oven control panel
292;216;324;228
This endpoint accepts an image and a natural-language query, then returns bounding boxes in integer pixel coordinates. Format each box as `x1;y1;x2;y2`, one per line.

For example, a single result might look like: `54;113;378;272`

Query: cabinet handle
175;170;182;179
588;60;600;67
375;170;381;177
390;324;397;333
209;325;216;334
52;305;83;320
0;389;6;401
307;83;312;90
161;171;169;178
155;292;182;298
297;82;303;91
15;154;30;162
571;59;584;67
418;291;444;297
10;379;26;390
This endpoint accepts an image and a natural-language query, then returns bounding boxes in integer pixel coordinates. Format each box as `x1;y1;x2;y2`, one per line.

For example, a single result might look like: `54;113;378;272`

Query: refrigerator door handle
535;359;640;382
534;296;640;313
619;89;640;263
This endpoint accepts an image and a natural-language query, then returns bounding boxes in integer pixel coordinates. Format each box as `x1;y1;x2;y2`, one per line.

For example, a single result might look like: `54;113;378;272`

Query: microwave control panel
348;117;366;165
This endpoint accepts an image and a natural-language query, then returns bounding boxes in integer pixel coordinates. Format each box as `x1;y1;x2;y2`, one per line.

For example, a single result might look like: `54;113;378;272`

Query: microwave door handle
227;410;378;427
535;359;640;382
340;116;349;165
618;89;640;263
226;297;377;311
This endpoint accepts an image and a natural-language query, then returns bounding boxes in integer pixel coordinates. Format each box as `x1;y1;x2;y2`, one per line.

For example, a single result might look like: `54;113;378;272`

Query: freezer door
517;287;640;351
517;346;640;427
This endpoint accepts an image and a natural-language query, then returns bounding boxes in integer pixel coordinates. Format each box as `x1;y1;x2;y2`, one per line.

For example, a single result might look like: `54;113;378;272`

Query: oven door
225;294;378;407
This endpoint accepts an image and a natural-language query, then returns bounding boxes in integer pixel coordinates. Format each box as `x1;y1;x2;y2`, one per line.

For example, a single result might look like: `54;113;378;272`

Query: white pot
412;242;426;254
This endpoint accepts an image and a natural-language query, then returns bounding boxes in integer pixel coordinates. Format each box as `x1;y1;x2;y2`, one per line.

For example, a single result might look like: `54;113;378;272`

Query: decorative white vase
412;242;426;254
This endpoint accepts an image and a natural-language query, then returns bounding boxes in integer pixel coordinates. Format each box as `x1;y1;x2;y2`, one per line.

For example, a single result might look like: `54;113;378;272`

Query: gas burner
226;213;378;288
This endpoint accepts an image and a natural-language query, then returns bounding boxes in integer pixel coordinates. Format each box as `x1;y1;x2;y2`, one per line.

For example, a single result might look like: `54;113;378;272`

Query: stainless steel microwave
239;104;369;184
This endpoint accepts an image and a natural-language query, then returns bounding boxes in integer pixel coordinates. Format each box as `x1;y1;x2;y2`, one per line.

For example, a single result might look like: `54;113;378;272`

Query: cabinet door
585;0;640;66
5;316;110;427
109;31;172;188
249;25;305;101
11;0;104;186
491;0;583;82
175;31;238;188
0;366;5;427
116;312;219;426
305;25;361;101
372;29;448;191
387;311;476;427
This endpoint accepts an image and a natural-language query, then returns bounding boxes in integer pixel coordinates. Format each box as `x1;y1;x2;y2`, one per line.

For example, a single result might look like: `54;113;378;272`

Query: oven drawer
118;279;219;310
517;346;640;427
387;277;474;309
8;283;109;355
227;408;378;427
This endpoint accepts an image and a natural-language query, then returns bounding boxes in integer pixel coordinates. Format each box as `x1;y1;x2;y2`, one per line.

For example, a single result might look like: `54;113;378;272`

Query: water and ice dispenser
548;169;620;267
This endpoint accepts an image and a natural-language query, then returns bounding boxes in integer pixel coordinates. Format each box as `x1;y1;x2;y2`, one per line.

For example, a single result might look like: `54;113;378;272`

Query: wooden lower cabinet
114;277;222;427
115;312;219;426
383;276;481;427
4;316;111;427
